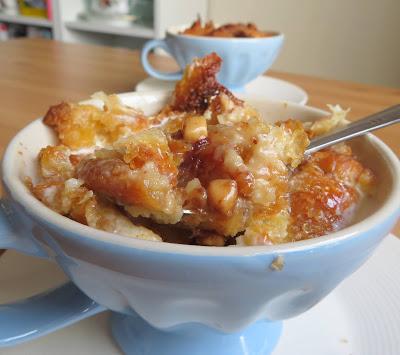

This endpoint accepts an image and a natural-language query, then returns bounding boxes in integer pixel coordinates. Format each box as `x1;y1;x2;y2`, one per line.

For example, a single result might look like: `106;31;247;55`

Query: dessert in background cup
141;19;284;91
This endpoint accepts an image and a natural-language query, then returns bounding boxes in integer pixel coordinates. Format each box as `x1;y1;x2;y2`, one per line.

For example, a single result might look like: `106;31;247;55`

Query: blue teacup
141;25;284;91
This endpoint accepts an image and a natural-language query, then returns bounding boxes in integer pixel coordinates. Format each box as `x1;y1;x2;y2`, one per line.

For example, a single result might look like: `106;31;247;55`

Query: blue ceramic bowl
1;92;399;355
141;25;284;91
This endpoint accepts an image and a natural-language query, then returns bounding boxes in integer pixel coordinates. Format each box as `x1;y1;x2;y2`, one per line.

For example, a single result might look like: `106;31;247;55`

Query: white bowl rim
166;24;284;42
2;92;400;257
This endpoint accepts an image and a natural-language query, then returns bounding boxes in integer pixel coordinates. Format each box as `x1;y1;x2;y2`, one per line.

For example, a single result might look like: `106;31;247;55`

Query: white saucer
135;76;309;105
1;235;399;355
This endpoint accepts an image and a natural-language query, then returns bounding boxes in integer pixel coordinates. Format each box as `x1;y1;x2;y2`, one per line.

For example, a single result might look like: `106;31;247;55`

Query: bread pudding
181;18;276;38
30;53;375;246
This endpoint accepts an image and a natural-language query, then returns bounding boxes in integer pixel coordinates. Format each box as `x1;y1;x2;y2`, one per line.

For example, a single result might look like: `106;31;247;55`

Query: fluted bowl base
111;312;282;355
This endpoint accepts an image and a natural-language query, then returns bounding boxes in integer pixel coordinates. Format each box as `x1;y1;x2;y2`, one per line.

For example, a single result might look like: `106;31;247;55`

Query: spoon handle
306;104;400;154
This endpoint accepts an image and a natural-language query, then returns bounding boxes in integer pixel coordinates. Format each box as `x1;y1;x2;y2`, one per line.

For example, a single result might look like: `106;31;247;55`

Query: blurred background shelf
0;0;207;47
65;20;154;39
0;12;52;27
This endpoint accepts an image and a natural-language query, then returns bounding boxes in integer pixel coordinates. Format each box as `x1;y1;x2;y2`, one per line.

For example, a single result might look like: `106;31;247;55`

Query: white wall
208;0;400;87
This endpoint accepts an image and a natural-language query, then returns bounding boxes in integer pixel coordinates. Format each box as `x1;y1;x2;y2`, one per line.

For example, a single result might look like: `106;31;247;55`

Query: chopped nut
183;116;208;142
184;178;208;210
207;179;238;215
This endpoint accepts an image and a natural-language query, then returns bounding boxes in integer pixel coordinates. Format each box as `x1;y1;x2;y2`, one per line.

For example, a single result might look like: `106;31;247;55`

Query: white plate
135;76;309;105
1;235;399;355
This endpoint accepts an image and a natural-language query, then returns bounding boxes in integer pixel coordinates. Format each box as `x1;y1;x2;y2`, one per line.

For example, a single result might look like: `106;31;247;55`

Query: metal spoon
183;104;400;215
305;104;400;154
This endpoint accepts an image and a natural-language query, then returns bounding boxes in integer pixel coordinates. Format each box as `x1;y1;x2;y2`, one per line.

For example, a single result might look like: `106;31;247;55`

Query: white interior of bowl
2;91;400;256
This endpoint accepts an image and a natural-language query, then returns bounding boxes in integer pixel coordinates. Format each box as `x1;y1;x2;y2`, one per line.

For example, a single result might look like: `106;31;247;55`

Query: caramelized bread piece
32;178;161;242
289;145;374;242
43;95;149;149
77;157;183;224
168;53;242;114
77;129;183;224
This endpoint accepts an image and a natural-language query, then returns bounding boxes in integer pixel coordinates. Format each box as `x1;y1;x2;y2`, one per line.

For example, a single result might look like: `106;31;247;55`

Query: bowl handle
141;39;183;81
0;199;106;347
0;199;49;258
0;283;106;347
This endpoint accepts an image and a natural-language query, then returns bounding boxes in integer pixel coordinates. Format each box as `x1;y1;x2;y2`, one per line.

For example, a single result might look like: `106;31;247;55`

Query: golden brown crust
288;146;375;241
43;102;70;132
